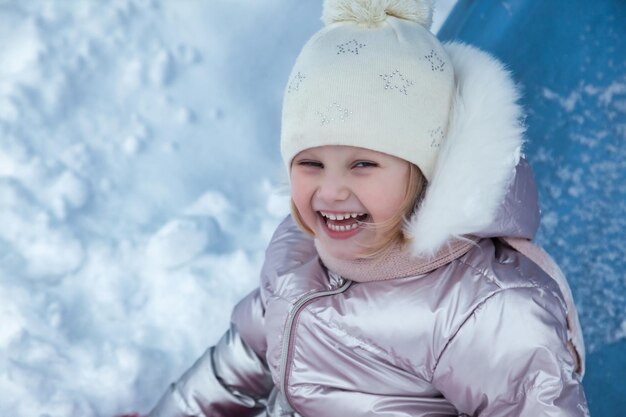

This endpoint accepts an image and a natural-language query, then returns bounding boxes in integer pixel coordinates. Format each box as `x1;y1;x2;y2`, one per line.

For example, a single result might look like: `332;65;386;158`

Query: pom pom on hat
322;0;433;29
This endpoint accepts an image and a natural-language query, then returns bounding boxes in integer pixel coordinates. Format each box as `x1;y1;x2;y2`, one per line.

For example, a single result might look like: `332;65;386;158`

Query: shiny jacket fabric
149;216;588;415
148;39;589;416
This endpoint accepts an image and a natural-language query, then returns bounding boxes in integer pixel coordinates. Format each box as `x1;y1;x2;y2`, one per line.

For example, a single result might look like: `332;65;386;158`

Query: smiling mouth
318;211;369;232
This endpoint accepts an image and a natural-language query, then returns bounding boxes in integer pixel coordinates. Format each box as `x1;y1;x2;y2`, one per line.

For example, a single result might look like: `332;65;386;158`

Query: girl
147;0;588;415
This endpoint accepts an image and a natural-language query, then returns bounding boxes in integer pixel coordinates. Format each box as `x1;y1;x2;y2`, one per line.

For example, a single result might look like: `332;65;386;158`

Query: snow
0;1;306;414
1;1;469;415
534;72;626;354
6;0;621;416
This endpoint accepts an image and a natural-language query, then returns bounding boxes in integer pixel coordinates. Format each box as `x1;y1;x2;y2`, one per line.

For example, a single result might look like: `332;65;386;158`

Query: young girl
147;0;588;415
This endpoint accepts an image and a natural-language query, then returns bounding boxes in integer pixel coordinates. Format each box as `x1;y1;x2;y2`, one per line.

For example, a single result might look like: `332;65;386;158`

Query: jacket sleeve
148;289;273;417
431;287;589;417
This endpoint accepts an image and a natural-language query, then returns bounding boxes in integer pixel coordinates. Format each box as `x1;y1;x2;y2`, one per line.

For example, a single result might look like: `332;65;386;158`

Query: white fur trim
406;42;525;256
322;0;433;28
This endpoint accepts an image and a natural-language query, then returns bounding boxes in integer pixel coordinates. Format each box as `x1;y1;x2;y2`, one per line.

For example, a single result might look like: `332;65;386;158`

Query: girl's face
291;145;410;260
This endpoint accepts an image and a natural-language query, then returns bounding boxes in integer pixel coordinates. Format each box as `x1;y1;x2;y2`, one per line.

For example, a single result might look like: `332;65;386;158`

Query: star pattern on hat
425;50;445;72
379;70;414;96
288;72;306;93
316;102;352;125
429;126;444;148
337;39;366;55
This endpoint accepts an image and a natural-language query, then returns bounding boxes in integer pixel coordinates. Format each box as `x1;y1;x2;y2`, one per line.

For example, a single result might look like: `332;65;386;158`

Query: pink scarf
315;237;478;283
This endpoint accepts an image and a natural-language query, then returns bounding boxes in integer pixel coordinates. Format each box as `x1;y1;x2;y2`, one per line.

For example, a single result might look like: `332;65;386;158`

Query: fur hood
403;45;586;374
406;42;534;256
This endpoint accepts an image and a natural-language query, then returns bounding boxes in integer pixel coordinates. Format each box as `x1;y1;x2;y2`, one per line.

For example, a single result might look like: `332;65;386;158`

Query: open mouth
318;211;369;232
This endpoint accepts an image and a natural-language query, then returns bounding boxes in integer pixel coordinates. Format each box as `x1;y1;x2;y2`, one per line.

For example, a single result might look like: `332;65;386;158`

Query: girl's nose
316;176;350;203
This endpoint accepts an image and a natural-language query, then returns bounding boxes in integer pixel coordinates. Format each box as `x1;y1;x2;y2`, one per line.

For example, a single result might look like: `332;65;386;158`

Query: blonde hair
291;163;426;258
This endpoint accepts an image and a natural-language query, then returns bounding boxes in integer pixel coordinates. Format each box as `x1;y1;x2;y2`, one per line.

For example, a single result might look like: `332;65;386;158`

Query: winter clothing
148;45;588;417
285;2;527;258
314;236;478;282
148;1;588;415
405;41;526;257
149;204;587;416
280;0;454;180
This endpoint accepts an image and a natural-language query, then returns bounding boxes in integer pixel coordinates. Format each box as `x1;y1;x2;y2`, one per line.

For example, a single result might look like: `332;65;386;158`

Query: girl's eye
352;161;378;169
296;160;323;169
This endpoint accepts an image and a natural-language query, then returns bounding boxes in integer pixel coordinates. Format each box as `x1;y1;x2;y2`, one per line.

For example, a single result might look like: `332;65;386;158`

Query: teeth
326;222;359;232
320;211;365;220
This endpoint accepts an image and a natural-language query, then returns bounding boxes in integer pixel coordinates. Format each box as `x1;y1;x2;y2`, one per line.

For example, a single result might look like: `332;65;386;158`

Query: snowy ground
0;0;615;416
0;1;457;415
0;1;306;415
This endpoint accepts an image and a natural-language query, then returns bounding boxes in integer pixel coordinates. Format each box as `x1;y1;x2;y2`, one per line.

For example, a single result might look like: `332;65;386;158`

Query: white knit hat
281;0;455;180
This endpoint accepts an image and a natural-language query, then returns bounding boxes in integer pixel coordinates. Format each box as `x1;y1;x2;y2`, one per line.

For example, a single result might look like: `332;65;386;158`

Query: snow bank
0;0;302;414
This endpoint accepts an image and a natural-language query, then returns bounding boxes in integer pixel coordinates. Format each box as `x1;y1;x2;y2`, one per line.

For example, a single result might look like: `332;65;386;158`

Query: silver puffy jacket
149;170;588;417
149;41;589;416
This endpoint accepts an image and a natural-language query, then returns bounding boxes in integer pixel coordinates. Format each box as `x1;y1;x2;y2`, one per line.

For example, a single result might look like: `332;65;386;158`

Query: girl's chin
317;240;362;260
316;231;369;260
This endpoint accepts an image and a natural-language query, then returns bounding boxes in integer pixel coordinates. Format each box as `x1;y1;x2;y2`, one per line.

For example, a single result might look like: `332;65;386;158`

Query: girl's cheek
290;180;314;224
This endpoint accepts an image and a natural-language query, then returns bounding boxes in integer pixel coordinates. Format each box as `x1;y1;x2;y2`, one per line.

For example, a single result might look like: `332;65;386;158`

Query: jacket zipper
279;275;352;412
